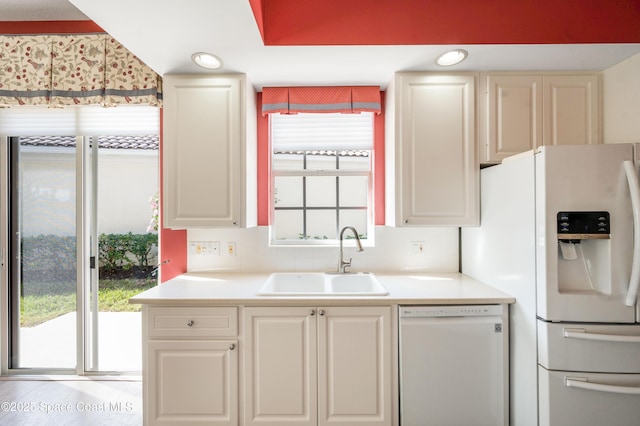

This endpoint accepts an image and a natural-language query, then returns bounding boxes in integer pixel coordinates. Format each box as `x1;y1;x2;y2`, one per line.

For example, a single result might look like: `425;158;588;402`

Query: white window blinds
0;106;159;136
270;112;373;151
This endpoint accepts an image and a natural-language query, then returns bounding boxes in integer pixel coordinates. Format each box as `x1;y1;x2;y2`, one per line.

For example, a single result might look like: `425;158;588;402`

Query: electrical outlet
189;241;220;256
412;241;425;255
226;242;236;256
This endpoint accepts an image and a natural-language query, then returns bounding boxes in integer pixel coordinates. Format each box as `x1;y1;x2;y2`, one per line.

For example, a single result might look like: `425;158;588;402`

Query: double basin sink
257;272;388;296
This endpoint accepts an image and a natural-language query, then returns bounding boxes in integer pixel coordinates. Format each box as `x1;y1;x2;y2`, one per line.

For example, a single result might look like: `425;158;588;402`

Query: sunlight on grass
20;278;156;327
20;293;76;327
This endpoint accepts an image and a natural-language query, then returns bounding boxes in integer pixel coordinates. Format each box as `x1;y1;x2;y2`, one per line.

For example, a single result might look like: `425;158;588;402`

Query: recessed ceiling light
436;49;468;67
191;52;223;69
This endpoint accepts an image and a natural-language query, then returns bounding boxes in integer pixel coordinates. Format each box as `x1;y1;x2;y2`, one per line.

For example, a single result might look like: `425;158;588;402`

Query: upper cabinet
483;73;600;163
543;75;600;147
386;72;478;227
162;74;257;228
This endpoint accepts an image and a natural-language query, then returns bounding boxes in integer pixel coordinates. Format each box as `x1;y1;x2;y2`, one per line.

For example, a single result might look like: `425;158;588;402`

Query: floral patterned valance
0;34;162;108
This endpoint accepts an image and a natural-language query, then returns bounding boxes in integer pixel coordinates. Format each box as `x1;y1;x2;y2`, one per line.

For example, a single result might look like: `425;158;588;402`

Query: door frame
0;136;10;374
0;136;105;375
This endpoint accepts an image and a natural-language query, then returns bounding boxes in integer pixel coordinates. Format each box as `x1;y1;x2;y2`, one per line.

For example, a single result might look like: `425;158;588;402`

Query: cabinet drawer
148;307;238;338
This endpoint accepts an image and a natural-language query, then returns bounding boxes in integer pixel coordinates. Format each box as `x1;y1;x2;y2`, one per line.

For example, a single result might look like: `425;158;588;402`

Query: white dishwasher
399;305;508;426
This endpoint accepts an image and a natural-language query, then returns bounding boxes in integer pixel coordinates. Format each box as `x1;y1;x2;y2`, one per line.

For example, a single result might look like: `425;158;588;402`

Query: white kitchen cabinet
243;306;393;426
543;74;600;147
485;75;543;162
147;340;238;426
385;72;478;227
484;73;600;163
142;307;239;426
162;74;256;228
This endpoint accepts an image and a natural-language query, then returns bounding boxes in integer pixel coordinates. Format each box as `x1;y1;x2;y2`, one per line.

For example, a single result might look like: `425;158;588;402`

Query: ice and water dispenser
557;212;611;294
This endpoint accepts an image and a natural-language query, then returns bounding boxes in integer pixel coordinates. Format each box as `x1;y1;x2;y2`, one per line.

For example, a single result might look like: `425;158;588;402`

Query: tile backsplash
186;226;459;273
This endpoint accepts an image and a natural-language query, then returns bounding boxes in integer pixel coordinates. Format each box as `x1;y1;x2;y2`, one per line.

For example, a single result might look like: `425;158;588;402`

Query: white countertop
130;272;515;306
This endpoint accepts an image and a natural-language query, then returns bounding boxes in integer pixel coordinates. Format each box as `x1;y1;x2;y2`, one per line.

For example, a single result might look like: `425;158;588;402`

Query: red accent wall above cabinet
0;20;104;34
250;0;640;46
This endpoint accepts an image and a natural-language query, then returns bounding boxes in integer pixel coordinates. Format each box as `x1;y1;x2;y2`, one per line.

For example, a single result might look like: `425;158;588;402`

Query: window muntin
270;113;373;245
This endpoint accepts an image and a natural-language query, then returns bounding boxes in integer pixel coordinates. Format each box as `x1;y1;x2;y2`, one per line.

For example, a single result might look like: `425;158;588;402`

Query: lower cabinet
142;305;393;425
243;306;393;426
143;306;239;426
147;340;238;425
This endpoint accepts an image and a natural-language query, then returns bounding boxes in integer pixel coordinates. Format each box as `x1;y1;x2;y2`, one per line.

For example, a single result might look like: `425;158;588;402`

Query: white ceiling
3;0;640;90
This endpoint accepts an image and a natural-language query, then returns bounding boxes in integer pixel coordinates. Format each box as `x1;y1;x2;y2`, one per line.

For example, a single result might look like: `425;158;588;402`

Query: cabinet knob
229;343;236;350
309;310;316;316
319;310;325;316
187;320;194;327
404;219;409;224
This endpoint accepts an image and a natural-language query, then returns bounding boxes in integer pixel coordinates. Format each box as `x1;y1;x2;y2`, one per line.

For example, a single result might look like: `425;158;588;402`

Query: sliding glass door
1;106;159;375
5;134;158;373
9;136;79;370
87;137;159;372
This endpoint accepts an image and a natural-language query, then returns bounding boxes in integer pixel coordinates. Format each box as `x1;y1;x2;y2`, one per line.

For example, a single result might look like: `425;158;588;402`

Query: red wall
254;0;640;45
158;110;188;281
0;21;103;34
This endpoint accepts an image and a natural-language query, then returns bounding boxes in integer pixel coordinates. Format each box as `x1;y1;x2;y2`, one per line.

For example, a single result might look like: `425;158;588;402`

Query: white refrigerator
462;144;640;426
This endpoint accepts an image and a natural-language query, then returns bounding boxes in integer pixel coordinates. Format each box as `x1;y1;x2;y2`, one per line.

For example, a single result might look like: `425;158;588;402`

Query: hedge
20;233;158;284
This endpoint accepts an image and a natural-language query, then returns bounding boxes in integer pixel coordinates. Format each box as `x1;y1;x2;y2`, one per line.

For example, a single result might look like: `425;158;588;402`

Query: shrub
99;233;133;271
19;233;158;281
20;235;76;284
128;233;158;267
98;232;158;272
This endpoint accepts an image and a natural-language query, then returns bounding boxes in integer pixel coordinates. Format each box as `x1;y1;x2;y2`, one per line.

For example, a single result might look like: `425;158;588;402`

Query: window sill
268;236;375;249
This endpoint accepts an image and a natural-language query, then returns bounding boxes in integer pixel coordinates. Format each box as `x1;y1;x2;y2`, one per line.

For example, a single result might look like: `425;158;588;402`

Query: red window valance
261;86;381;116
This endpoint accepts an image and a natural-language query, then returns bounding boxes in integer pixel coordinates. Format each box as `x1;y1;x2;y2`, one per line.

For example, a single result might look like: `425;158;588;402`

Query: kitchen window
270;112;374;245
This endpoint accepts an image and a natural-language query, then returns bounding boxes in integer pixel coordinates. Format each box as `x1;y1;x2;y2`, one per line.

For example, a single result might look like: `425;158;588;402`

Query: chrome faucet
338;226;364;273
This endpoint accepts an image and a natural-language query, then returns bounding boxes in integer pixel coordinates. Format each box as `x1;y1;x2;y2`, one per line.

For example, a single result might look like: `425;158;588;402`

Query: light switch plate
411;241;425;255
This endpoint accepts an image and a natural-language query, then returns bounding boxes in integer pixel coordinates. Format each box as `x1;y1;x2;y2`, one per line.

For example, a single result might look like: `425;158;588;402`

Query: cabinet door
163;75;242;228
147;339;238;426
317;306;392;426
243;307;317;426
487;75;543;162
543;75;600;146
395;73;478;226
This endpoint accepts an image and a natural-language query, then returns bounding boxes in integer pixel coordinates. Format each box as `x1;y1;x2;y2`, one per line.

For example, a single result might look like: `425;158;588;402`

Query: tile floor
0;377;142;425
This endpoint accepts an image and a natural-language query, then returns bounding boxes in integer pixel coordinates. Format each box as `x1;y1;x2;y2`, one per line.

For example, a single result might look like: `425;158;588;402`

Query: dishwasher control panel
400;305;504;318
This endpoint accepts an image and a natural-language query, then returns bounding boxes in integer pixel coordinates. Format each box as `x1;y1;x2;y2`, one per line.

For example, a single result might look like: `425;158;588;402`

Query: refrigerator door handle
564;327;640;343
623;160;640;306
565;376;640;395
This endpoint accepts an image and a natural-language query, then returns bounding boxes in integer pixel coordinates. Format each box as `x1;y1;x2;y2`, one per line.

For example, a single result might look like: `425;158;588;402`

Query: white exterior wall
21;148;158;236
273;154;370;240
97;149;158;234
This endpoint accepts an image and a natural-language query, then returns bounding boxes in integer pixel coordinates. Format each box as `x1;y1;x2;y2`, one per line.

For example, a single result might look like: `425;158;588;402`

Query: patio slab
19;312;141;372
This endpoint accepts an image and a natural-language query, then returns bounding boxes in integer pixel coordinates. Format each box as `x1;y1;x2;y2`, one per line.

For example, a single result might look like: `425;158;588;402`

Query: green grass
20;293;76;327
20;278;156;327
